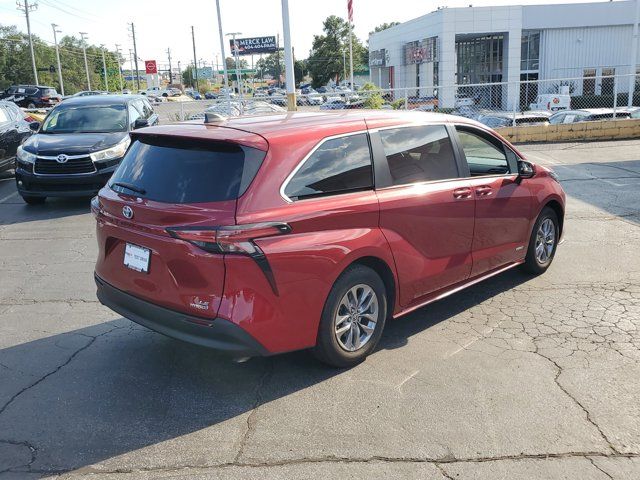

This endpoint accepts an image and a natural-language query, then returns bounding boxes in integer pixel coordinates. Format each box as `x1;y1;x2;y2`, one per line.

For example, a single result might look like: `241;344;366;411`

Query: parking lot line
0;191;18;204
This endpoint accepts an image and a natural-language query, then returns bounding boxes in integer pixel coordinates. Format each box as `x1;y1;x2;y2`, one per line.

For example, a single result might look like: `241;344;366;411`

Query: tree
0;24;125;94
225;56;248;71
256;51;283;78
369;22;400;35
307;16;367;88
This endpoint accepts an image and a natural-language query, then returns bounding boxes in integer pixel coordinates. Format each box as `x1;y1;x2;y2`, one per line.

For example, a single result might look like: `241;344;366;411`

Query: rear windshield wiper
111;181;146;195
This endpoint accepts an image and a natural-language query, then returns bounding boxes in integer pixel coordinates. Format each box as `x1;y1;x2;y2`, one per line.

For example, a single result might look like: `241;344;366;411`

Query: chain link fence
151;73;640;128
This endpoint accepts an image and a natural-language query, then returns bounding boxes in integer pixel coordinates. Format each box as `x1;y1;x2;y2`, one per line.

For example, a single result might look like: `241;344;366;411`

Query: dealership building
368;0;640;108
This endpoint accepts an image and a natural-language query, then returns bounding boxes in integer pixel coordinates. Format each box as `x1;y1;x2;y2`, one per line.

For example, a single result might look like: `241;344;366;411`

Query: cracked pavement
0;139;639;479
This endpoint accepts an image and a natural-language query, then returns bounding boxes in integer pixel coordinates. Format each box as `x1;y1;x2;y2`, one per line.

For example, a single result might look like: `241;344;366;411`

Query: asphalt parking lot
1;139;639;479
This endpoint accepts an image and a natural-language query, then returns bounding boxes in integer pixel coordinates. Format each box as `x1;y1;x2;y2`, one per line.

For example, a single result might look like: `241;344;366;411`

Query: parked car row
457;107;638;128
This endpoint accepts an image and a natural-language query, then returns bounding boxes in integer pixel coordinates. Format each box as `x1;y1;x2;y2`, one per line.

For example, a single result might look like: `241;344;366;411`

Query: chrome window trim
279;129;373;203
374;173;517;193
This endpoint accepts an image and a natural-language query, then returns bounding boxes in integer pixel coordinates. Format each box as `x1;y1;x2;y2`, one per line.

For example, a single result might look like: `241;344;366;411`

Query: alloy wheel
535;218;556;264
334;284;379;352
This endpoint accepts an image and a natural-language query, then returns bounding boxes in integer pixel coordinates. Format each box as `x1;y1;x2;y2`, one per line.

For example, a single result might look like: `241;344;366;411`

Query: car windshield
41;104;128;133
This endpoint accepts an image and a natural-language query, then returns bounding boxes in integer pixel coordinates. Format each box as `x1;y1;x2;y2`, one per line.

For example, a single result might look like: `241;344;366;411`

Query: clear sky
1;0;613;71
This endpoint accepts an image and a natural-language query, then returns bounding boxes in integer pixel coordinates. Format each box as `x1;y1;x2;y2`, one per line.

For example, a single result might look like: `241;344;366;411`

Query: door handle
475;186;493;197
452;187;472;199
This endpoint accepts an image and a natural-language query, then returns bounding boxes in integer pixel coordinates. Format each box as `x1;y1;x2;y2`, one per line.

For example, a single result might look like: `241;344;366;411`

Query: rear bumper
95;274;269;357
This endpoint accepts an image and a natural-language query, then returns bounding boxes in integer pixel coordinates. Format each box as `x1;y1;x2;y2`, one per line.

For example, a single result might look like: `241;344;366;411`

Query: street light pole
51;23;64;96
115;44;124;92
79;32;91;90
226;32;243;100
281;0;296;111
191;26;199;91
215;0;229;90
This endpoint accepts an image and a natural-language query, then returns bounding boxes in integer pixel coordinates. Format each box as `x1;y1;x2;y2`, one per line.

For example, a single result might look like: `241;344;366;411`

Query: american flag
347;0;353;23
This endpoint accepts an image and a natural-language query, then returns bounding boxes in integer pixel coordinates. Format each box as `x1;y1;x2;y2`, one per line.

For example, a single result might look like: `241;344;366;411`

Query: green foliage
360;82;383;109
0;24;126;94
391;98;406;110
307;16;367;88
370;22;400;35
256;51;306;86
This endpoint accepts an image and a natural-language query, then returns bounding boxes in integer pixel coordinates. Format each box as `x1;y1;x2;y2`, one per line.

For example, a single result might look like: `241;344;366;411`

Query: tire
22;195;46;205
522;207;559;275
313;265;387;368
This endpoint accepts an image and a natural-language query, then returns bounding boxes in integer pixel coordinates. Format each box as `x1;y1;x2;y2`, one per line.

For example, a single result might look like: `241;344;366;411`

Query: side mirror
133;117;149;129
518;160;536;179
29;121;40;131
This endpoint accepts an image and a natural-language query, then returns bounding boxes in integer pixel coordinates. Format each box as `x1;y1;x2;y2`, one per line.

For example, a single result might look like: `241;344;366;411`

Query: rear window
109;136;265;203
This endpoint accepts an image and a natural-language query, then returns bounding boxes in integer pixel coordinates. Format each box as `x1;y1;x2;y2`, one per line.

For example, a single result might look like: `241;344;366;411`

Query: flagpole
348;4;354;89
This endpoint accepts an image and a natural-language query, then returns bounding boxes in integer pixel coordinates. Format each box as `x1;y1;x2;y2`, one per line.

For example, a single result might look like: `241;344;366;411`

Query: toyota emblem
122;205;133;219
56;154;68;163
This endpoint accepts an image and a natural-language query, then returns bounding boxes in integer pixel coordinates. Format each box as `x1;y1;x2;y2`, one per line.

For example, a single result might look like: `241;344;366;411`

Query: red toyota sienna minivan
93;111;565;367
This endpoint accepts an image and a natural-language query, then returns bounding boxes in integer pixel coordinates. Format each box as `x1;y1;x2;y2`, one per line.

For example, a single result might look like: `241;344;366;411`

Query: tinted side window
284;133;373;201
379;125;458;185
456;128;510;176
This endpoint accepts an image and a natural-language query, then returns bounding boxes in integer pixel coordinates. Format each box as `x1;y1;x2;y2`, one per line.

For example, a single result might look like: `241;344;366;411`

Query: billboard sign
145;60;158;74
229;36;277;55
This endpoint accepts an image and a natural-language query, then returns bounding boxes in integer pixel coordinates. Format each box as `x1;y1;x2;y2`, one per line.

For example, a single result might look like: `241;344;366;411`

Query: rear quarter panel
224;191;396;353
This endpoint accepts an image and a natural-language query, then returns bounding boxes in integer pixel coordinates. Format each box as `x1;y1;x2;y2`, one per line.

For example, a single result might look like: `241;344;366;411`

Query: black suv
1;85;62;109
0;101;39;174
15;95;158;204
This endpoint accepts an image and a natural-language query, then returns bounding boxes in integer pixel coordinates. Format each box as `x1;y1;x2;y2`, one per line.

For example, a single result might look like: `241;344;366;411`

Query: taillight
167;222;291;295
41;96;50;101
90;195;103;218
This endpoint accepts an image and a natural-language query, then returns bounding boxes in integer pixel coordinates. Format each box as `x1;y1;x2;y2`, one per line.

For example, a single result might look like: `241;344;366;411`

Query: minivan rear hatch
94;127;268;319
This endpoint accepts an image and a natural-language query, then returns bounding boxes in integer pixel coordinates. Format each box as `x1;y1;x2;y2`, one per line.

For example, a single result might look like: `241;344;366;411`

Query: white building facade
368;1;640;109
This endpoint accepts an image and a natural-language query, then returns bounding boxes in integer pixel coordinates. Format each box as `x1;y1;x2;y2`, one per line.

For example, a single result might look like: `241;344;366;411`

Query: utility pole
191;26;199;91
177;60;181;85
128;23;140;91
215;0;229;90
115;44;124;92
128;48;134;88
100;44;108;92
629;0;640;107
343;49;346;84
227;32;242;99
281;0;296;110
51;23;64;95
166;48;173;83
79;32;91;90
17;0;39;85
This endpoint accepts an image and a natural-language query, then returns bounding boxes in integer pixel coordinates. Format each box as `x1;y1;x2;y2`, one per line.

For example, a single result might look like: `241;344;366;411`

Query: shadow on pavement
0;195;91;226
554;159;640;225
0;268;532;475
